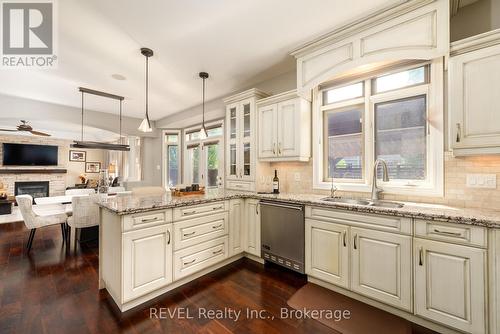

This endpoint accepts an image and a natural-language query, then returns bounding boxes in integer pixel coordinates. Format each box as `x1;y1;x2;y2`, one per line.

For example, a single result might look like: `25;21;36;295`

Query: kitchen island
98;190;500;333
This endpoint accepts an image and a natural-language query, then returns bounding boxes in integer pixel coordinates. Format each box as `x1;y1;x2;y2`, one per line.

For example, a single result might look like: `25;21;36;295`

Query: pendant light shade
139;47;154;133
199;72;209;139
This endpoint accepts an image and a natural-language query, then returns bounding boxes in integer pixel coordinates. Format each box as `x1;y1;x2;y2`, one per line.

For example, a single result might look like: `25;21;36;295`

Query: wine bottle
273;170;280;194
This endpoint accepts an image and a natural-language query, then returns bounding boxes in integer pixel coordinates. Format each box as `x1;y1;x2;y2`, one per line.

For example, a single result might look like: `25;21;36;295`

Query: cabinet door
277;99;300;157
229;199;244;256
450;44;500;149
122;224;172;302
305;219;349;289
245;199;260;257
350;227;412;311
258;104;277;158
226;104;239;180
240;99;255;181
414;238;486;334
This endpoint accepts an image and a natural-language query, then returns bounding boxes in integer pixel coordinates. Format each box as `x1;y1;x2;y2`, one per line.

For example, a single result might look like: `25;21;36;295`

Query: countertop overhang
96;190;500;229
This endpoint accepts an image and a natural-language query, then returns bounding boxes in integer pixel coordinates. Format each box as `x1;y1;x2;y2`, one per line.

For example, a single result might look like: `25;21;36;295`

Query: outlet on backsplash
466;174;497;189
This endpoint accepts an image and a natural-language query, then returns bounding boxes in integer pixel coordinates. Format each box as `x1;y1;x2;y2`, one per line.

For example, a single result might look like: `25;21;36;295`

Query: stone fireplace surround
0;135;77;198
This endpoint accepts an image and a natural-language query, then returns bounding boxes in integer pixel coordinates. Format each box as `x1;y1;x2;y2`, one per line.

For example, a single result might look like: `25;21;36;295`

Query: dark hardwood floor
0;222;436;334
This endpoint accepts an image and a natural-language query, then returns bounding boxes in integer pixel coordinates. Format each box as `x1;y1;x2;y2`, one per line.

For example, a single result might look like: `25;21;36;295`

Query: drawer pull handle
273;143;276;155
183;231;196;237
353;234;358;250
212;224;223;229
212;249;223;255
183;211;197;216
141;217;159;223
343;231;347;247
167;230;171;245
419;247;424;266
212;206;223;210
433;229;462;236
278;142;282;155
456;123;461;143
183;259;196;266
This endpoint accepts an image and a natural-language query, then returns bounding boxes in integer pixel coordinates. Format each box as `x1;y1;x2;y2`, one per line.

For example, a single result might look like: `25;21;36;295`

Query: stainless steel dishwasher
260;200;305;273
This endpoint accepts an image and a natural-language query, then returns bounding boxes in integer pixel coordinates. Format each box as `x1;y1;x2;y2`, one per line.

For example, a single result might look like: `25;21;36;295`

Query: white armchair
66;195;100;249
16;195;68;252
65;188;95;196
108;186;126;194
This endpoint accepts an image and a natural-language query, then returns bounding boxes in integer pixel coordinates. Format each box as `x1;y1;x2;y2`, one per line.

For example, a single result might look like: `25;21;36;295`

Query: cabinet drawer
306;206;411;234
173;236;228;280
122;210;172;232
173;212;229;250
173;201;226;221
414;219;487;248
226;180;255;192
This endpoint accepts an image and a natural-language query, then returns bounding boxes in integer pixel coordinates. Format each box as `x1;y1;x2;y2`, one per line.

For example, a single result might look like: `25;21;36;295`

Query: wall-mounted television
2;143;58;166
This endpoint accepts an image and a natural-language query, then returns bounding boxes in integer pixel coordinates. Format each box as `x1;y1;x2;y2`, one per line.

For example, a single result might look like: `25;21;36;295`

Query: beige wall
450;0;500;41
0;134;105;195
264;152;500;209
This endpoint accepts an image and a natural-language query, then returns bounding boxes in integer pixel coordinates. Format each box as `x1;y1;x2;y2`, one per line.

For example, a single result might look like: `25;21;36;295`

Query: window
183;122;224;188
164;132;180;187
108;136;142;182
315;61;443;196
323;82;363;104
375;96;427;180
323;105;364;180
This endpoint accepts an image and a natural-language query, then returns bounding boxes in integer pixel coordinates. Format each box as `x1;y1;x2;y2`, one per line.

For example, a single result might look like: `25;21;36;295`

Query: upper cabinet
449;29;500;156
257;90;311;162
224;89;269;191
290;0;449;97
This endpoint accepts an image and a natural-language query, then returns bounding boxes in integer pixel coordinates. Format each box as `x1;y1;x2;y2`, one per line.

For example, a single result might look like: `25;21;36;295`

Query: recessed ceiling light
111;74;126;81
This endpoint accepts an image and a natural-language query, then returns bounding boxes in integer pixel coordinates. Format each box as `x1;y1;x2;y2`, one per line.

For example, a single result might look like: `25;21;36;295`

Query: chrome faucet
371;159;390;200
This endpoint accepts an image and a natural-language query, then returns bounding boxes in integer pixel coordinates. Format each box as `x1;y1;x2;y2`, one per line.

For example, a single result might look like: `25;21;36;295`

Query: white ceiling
0;119;121;142
0;0;401;121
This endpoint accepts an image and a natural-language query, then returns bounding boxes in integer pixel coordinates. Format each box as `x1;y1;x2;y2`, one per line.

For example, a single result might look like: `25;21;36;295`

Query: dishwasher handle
260;201;303;211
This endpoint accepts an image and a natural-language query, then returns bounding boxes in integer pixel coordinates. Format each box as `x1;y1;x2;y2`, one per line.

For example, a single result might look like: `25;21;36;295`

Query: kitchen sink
321;198;371;206
368;201;404;209
321;197;404;209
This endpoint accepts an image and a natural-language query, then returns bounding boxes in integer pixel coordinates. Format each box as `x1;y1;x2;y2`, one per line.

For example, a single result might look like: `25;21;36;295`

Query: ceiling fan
0;120;51;137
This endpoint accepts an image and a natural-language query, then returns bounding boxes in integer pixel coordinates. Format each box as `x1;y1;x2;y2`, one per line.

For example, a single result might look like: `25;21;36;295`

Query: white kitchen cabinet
229;199;244;256
257;90;311;162
350;227;412;312
414;238;486;334
305;219;349;289
122;224;173;302
245;199;260;257
449;30;500;155
224;89;269;191
257;104;277;159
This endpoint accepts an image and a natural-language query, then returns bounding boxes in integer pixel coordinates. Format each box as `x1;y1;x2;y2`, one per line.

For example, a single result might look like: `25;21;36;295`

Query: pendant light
199;72;209;139
138;47;153;132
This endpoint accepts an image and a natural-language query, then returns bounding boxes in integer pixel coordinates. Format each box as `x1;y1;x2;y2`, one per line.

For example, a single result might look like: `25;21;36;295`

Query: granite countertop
97;189;500;229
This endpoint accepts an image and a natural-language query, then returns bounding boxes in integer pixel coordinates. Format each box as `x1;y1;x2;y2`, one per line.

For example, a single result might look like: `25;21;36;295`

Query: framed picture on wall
69;150;86;162
85;162;101;173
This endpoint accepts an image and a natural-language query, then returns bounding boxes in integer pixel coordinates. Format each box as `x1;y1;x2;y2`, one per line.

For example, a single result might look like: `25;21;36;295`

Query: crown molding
450;29;500;56
290;0;436;58
222;88;269;104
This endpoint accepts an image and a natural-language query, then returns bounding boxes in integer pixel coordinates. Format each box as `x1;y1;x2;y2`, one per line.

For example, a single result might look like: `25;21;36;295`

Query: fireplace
15;181;50;202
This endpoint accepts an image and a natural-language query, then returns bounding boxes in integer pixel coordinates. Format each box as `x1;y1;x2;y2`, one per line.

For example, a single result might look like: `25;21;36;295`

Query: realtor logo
1;0;57;68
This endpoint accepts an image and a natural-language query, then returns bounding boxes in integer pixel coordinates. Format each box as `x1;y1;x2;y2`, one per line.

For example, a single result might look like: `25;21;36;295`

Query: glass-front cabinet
224;89;268;191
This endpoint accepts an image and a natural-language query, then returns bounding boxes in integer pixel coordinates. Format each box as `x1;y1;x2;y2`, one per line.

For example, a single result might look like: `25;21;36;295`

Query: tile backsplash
265;152;500;209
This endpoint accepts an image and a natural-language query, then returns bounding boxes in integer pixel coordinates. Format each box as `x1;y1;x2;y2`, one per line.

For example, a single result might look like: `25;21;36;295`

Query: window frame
162;130;182;188
313;59;444;197
182;120;225;188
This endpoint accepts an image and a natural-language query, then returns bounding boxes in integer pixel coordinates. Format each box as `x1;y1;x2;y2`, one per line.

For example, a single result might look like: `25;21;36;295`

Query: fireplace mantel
0;168;67;174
